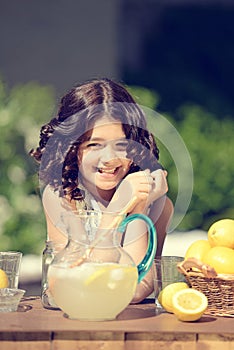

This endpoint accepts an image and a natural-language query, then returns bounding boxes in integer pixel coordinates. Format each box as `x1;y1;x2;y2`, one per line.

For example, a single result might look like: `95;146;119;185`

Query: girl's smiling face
78;117;132;203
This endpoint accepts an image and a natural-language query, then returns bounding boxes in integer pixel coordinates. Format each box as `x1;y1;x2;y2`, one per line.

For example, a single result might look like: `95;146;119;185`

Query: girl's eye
114;141;129;151
86;142;103;149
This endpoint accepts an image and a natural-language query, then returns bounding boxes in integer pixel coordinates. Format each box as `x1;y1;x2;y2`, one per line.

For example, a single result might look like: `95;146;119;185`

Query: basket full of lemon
177;218;234;317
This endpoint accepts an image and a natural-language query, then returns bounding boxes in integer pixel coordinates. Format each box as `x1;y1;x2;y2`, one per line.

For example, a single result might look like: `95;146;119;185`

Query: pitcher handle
118;213;157;282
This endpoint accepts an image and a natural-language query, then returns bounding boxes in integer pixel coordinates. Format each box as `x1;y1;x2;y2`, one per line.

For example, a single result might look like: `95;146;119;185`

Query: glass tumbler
152;256;185;312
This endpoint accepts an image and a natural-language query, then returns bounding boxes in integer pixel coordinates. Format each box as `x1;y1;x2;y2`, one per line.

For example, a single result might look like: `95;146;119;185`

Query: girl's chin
95;175;121;189
96;183;117;192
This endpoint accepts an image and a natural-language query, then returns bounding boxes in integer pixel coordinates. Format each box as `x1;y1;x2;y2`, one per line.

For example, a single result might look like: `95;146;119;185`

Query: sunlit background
0;0;233;293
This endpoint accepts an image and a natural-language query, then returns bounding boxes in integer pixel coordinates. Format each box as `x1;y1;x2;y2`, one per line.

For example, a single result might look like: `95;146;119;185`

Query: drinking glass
153;256;185;313
0;251;22;288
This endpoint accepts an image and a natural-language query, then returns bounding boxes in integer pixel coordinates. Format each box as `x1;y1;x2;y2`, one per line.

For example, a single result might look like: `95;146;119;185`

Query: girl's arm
151;196;174;256
44;211;68;245
125;196;174;303
42;185;69;245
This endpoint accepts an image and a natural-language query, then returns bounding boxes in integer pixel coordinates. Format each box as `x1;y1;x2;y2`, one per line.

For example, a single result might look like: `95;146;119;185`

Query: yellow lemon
208;218;234;249
0;269;9;288
158;282;189;313
172;288;208;322
84;264;137;286
85;267;108;285
185;239;211;262
203;246;234;274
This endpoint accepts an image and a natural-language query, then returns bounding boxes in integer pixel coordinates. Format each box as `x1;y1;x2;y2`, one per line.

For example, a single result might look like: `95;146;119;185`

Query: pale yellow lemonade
48;262;138;320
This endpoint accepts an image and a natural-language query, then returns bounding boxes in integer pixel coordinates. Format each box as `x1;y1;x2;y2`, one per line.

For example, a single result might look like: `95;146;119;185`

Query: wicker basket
177;257;234;317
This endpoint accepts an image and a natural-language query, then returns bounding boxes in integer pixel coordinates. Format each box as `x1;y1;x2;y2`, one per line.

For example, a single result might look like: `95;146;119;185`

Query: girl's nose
99;144;117;163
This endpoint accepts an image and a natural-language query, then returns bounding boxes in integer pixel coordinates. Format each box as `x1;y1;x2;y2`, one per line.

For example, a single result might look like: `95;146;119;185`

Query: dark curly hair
30;78;160;201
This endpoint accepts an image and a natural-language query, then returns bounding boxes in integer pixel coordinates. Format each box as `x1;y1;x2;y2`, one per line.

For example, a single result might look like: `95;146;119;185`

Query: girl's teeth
99;168;116;174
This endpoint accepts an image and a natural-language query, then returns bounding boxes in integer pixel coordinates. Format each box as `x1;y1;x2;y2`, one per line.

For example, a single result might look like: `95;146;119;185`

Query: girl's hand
108;169;168;214
148;168;168;204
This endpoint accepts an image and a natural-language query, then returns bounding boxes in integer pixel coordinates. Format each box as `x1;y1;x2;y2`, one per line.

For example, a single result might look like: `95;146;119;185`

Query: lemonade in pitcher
47;209;157;321
48;262;138;320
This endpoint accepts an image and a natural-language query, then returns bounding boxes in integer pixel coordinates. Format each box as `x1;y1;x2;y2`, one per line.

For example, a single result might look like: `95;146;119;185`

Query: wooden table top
0;296;233;335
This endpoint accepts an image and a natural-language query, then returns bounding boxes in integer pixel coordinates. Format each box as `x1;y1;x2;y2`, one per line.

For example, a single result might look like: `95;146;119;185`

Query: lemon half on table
0;268;9;288
158;282;189;313
172;288;208;322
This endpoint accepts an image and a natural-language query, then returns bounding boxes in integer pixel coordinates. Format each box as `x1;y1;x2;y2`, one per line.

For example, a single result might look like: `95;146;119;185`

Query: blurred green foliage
0;78;55;254
175;105;234;230
0;79;233;254
128;86;234;231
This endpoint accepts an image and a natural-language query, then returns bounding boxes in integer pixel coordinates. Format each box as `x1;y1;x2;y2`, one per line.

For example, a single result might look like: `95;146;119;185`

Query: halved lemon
158;282;189;313
172;288;208;322
0;268;9;288
84;267;107;285
84;264;137;286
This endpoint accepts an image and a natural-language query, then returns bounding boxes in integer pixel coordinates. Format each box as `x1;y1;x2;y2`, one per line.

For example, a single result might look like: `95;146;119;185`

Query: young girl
30;78;173;303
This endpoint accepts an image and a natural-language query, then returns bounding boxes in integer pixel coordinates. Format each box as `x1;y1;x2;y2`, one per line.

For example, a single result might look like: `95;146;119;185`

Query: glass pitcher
48;210;157;321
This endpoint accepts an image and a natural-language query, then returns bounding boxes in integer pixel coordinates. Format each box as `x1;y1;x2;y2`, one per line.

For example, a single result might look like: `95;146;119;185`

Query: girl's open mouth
97;167;120;175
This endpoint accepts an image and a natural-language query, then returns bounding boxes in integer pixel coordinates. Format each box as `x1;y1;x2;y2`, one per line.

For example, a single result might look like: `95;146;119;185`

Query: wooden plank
52;331;125;350
53;331;124;340
0;332;51;341
53;340;125;350
0;341;50;350
126;332;196;341
125;340;196;350
197;333;234;350
0;332;51;350
125;332;197;350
